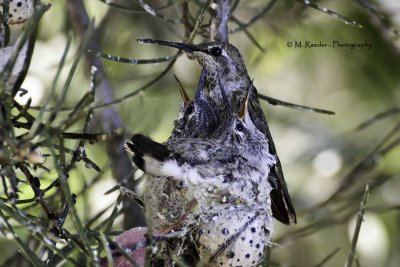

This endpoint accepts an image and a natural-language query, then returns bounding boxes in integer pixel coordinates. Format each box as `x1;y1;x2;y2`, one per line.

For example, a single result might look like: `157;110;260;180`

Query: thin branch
89;50;180;64
258;93;335;115
97;0;181;14
182;1;193;39
355;107;400;131
231;15;266;52
27;20;94;140
230;0;278;33
297;0;363;28
345;185;370;267
0;209;46;267
210;0;230;42
133;0;181;23
19;164;56;219
313;247;340;267
50;147;94;261
100;232;115;267
322;121;400;206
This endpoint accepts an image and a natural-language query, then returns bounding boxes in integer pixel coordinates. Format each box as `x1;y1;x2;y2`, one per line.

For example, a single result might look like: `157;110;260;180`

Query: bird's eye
210;47;222;57
186;104;194;115
236;122;244;132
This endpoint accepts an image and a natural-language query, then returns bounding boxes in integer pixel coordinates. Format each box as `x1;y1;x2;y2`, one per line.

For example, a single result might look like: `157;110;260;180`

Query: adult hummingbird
126;85;275;266
138;38;297;225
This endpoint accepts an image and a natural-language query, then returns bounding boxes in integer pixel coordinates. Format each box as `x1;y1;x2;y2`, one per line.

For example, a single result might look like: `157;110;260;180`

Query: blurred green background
2;0;400;266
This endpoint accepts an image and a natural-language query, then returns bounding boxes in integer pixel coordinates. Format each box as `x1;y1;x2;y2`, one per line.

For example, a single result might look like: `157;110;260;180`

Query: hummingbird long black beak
238;81;253;120
138;38;206;53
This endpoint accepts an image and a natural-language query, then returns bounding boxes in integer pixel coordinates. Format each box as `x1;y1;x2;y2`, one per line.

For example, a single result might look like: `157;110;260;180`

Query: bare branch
210;0;230;42
345;185;370;267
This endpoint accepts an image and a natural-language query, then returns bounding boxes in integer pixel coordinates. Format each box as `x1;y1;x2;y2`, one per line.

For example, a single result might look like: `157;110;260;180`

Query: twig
0;202;84;266
62;129;124;142
231;15;266;52
230;0;278;33
182;1;193;39
353;0;386;22
353;0;400;56
313;247;340;267
345;185;370;267
108;240;142;267
367;204;400;213
25;35;72;138
18;164;57;219
210;0;230;42
0;209;46;267
27;20;95;140
51;146;94;261
104;194;123;235
100;232;115;267
355;107;400;131
258;93;335;115
97;0;180;14
134;0;181;23
89;50;180;64
297;0;363;28
118;186;145;207
322;121;400;206
188;0;212;43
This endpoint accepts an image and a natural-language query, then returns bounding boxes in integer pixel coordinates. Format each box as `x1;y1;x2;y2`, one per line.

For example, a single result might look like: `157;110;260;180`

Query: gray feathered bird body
129;38;297;266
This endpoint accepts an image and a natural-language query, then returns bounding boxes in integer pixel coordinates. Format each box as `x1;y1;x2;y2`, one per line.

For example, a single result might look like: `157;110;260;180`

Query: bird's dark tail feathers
125;134;170;172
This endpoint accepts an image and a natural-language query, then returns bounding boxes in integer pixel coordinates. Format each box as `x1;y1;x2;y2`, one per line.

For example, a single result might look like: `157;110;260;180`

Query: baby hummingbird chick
170;65;219;139
141;65;220;231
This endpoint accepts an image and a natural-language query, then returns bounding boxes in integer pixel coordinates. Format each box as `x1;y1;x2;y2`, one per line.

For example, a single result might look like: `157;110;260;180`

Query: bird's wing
125;134;171;175
250;90;297;225
268;163;297;224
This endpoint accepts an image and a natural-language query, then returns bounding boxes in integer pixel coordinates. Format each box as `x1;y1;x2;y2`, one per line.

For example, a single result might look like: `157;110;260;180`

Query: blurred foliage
1;0;400;266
